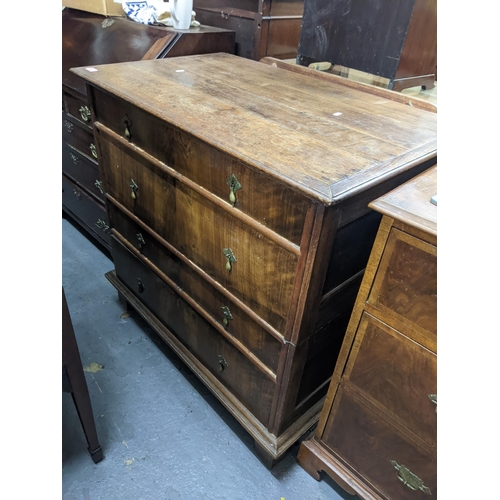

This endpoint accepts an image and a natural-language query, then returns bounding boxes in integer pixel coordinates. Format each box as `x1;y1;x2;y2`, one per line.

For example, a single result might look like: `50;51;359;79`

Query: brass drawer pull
73;189;82;201
95;179;104;194
69;153;80;165
222;248;237;272
79;105;92;122
428;393;437;413
90;143;98;159
124;115;132;141
137;278;145;294
136;232;145;250
218;354;228;372
226;173;241;206
220;306;233;327
390;461;431;495
64;121;74;133
130;179;139;199
95;219;109;232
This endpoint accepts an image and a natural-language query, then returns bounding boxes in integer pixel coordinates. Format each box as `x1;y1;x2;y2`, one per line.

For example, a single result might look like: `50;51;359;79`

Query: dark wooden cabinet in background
296;0;437;91
193;0;304;60
62;7;235;252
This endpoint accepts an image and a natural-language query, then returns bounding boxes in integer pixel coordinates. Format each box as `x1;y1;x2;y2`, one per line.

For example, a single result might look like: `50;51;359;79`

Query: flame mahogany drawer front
73;53;437;467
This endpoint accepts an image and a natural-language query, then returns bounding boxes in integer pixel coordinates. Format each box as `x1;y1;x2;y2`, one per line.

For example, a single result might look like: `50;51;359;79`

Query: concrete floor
62;217;358;500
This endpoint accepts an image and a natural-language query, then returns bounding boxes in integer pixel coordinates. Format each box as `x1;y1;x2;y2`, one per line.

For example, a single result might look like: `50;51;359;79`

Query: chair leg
62;288;104;464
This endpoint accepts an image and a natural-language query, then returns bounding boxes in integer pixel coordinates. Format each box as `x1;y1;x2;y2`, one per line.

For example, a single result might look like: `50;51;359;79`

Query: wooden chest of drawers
71;53;437;466
62;7;235;252
297;166;437;496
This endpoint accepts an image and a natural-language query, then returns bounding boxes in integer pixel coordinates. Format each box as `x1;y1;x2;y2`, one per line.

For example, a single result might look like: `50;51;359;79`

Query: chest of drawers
297;166;437;496
71;53;437;466
62;7;235;252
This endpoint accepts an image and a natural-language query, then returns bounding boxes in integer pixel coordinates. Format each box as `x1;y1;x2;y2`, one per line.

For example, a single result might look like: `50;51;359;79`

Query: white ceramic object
170;0;193;29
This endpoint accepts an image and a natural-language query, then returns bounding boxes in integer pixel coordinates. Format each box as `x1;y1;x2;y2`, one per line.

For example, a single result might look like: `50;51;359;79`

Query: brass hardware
64;121;74;133
222;248;237;272
95;219;109;232
130;179;139;199
79;105;91;122
217;354;228;372
69;153;79;165
124;115;132;141
137;278;145;294
136;233;145;250
73;189;82;200
90;143;98;159
226;173;242;206
220;306;233;327
428;394;437;413
95;180;104;194
390;461;431;495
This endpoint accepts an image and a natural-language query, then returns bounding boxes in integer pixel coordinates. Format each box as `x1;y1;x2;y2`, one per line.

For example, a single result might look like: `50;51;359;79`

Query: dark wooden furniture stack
297;166;437;497
63;288;103;464
192;0;304;60
62;7;235;252
71;53;436;466
296;0;437;91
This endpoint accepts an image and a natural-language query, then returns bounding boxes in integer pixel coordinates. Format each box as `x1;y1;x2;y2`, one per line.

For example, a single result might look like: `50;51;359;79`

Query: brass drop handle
137;278;145;294
70;153;79;165
79;105;91;122
226;173;241;206
95;219;109;232
428;394;437;413
64;121;74;133
222;248;237;272
390;460;431;495
220;306;233;327
130;179;139;199
124;115;132;141
218;354;228;372
95;180;104;194
136;233;146;250
90;143;98;159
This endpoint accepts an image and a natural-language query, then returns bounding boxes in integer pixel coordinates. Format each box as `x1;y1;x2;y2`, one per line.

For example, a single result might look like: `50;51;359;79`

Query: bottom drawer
112;236;276;427
62;175;111;248
321;386;436;499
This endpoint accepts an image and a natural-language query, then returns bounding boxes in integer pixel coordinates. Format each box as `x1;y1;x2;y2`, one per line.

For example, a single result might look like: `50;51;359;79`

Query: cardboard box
62;0;125;16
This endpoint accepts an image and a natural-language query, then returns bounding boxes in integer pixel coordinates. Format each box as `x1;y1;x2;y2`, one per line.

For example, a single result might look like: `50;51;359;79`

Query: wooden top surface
71;53;437;204
369;165;437;237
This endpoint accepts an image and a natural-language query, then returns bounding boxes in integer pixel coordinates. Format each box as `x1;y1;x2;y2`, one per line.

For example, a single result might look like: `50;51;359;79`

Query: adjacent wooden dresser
297;165;437;497
62;7;235;252
71;53;437;466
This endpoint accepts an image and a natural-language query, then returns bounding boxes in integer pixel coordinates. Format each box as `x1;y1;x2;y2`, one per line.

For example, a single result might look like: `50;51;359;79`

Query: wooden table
71;53;437;466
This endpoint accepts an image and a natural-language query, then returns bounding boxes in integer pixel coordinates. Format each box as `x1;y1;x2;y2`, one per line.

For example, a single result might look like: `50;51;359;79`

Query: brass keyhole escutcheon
136;233;145;250
137;278;145;294
130;179;139;199
95;219;109;232
220;306;233;327
64;121;74;133
218;354;228;372
95;179;104;194
90;143;98;159
79;105;91;122
124;115;132;141
226;173;242;206
73;189;82;201
70;153;79;165
222;248;236;272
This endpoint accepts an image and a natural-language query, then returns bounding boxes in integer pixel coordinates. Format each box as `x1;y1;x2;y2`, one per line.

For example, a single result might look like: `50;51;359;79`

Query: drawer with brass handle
62;112;98;163
63;91;93;129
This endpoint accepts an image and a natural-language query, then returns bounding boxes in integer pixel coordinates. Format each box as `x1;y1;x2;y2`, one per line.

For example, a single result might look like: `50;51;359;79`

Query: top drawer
91;88;311;246
63;90;93;129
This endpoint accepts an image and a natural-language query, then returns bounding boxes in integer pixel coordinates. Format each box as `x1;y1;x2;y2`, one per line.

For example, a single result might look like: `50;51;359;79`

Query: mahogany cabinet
62;7;235;251
192;0;304;60
71;53;436;466
297;166;437;497
296;0;437;91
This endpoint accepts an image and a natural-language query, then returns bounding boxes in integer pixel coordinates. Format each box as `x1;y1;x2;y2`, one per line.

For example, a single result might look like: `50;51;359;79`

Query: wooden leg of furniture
117;290;132;311
62;288;104;464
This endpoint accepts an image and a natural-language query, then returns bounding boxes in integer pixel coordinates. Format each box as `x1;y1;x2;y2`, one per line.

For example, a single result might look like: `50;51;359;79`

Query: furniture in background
62;7;235;253
71;53;436;467
297;166;437;498
192;0;304;60
296;0;437;91
63;288;104;464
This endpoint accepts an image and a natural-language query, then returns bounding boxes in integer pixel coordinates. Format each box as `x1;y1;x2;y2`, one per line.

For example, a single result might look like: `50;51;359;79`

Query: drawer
62;144;105;202
62;175;111;247
367;227;437;350
62;112;99;162
112;236;276;427
91;90;310;245
63;90;93;129
98;127;299;334
343;312;436;449
321;386;437;499
109;203;283;373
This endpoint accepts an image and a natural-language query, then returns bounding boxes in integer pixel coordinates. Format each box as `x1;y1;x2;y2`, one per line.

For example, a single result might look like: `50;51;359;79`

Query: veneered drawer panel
99;128;298;333
344;312;436;449
62;175;111;247
62;113;99;161
63;91;93;129
367;227;437;347
91;90;310;245
62;145;105;202
109;203;283;373
322;387;436;499
112;237;275;426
